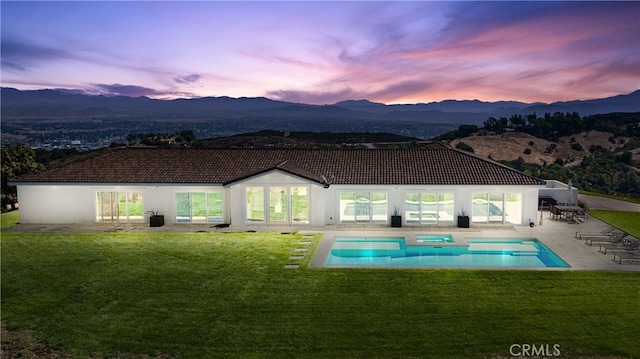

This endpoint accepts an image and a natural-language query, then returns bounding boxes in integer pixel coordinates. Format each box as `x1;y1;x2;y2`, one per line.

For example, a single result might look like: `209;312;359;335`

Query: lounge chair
599;238;640;254
575;228;622;240
612;251;640;264
586;237;622;246
585;233;632;246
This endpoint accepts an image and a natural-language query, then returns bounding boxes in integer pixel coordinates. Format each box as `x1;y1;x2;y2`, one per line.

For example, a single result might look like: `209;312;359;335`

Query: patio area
5;210;639;271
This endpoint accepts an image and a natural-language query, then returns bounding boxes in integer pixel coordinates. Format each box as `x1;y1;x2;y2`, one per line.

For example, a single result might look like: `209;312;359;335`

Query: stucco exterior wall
15;175;543;227
17;184;96;224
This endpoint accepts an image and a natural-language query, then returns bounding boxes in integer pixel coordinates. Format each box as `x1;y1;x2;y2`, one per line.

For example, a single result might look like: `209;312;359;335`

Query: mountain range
2;87;639;125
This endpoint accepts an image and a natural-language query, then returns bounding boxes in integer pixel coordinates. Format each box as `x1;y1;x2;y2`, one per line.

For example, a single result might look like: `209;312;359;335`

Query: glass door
246;186;309;225
340;192;387;224
269;187;288;224
175;192;224;224
246;187;265;223
96;191;144;223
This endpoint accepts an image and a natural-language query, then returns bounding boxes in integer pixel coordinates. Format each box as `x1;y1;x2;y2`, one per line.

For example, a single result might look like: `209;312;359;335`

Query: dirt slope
450;130;632;166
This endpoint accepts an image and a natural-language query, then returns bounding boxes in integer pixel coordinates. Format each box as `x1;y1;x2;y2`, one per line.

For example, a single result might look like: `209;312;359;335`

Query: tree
1;144;45;210
455;142;474;153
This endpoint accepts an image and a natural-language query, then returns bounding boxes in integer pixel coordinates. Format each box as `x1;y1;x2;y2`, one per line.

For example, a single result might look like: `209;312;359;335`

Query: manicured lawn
2;229;639;358
0;210;19;230
589;210;640;239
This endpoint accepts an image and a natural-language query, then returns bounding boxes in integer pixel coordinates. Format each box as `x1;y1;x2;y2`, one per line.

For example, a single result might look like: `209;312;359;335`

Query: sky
1;1;639;105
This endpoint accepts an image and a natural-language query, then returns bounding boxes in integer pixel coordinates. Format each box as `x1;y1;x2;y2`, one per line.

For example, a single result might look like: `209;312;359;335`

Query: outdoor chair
550;205;563;221
612;251;640;264
599;238;640;254
575;207;588;222
575;227;619;240
585;234;630;246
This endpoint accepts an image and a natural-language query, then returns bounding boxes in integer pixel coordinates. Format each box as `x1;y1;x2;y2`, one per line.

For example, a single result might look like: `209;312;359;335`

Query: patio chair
612;251;640;264
575;227;620;240
575;207;588;222
585;233;630;246
599;238;640;254
550;205;563;221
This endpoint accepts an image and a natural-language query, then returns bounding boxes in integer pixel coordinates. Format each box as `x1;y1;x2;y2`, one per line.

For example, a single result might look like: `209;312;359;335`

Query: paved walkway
578;194;640;212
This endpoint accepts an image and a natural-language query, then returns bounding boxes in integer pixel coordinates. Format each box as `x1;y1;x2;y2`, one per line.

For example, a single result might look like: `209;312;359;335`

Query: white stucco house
9;144;548;227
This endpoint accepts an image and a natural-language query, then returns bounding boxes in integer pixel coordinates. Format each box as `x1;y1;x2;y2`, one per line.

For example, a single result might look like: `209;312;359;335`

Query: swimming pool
325;237;570;268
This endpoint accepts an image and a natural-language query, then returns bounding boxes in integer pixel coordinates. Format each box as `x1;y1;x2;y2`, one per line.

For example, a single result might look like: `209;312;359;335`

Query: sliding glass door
96;191;144;223
175;191;223;223
472;192;522;224
339;192;387;224
404;192;454;225
245;186;309;225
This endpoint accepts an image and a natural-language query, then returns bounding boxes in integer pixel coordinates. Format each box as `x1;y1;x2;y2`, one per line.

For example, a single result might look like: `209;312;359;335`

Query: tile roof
11;144;546;186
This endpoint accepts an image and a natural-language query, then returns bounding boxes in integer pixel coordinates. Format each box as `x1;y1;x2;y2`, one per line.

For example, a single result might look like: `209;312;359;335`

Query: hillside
443;111;640;198
450;130;637;166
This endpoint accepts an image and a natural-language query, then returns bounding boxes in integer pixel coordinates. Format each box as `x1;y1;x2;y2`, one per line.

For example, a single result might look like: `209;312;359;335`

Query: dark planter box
391;215;402;228
457;216;470;228
149;215;165;227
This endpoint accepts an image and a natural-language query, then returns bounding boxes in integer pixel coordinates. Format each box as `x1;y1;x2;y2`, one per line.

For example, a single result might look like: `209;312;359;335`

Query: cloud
174;74;201;84
88;83;196;99
0;37;75;71
266;87;361;105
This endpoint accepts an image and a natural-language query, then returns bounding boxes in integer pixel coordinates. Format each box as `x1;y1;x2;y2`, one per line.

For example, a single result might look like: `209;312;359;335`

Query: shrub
455;142;474;153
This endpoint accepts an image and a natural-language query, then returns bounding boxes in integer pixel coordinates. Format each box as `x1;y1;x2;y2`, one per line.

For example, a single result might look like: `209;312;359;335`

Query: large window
472;192;522;224
175;191;223;223
405;192;454;225
245;186;309;225
339;192;387;224
96;191;144;223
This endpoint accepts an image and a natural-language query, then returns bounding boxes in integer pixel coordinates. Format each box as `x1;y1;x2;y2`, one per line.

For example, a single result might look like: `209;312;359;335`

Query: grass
2;225;640;358
589;210;640;238
0;210;20;230
2;210;639;357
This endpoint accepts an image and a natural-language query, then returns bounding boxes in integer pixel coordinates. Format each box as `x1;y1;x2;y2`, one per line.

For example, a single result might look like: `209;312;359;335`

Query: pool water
326;237;570;268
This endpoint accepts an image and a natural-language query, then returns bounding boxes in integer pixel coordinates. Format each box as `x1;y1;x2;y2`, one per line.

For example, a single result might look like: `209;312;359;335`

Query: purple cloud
266;88;361;105
0;37;75;71
174;74;201;84
89;83;196;99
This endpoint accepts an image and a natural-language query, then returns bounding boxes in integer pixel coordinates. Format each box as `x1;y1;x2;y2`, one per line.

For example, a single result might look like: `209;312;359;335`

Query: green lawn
2;226;639;358
589;210;640;239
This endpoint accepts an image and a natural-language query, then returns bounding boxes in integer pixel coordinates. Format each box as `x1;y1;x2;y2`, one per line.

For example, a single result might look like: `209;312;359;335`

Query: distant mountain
2;87;638;123
519;90;640;116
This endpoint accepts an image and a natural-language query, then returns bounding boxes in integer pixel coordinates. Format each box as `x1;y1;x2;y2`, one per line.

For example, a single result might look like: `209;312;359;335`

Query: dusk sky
2;1;639;104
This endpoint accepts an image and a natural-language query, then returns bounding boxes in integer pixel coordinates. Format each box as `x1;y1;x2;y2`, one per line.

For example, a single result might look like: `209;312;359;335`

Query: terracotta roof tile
11;144;545;186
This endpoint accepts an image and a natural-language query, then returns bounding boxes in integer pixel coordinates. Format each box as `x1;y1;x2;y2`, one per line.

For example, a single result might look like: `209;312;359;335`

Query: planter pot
457;216;470;228
149;215;165;227
391;215;402;228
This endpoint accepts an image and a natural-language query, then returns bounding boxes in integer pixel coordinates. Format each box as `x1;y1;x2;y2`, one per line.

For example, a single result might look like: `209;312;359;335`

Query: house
9;143;546;227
